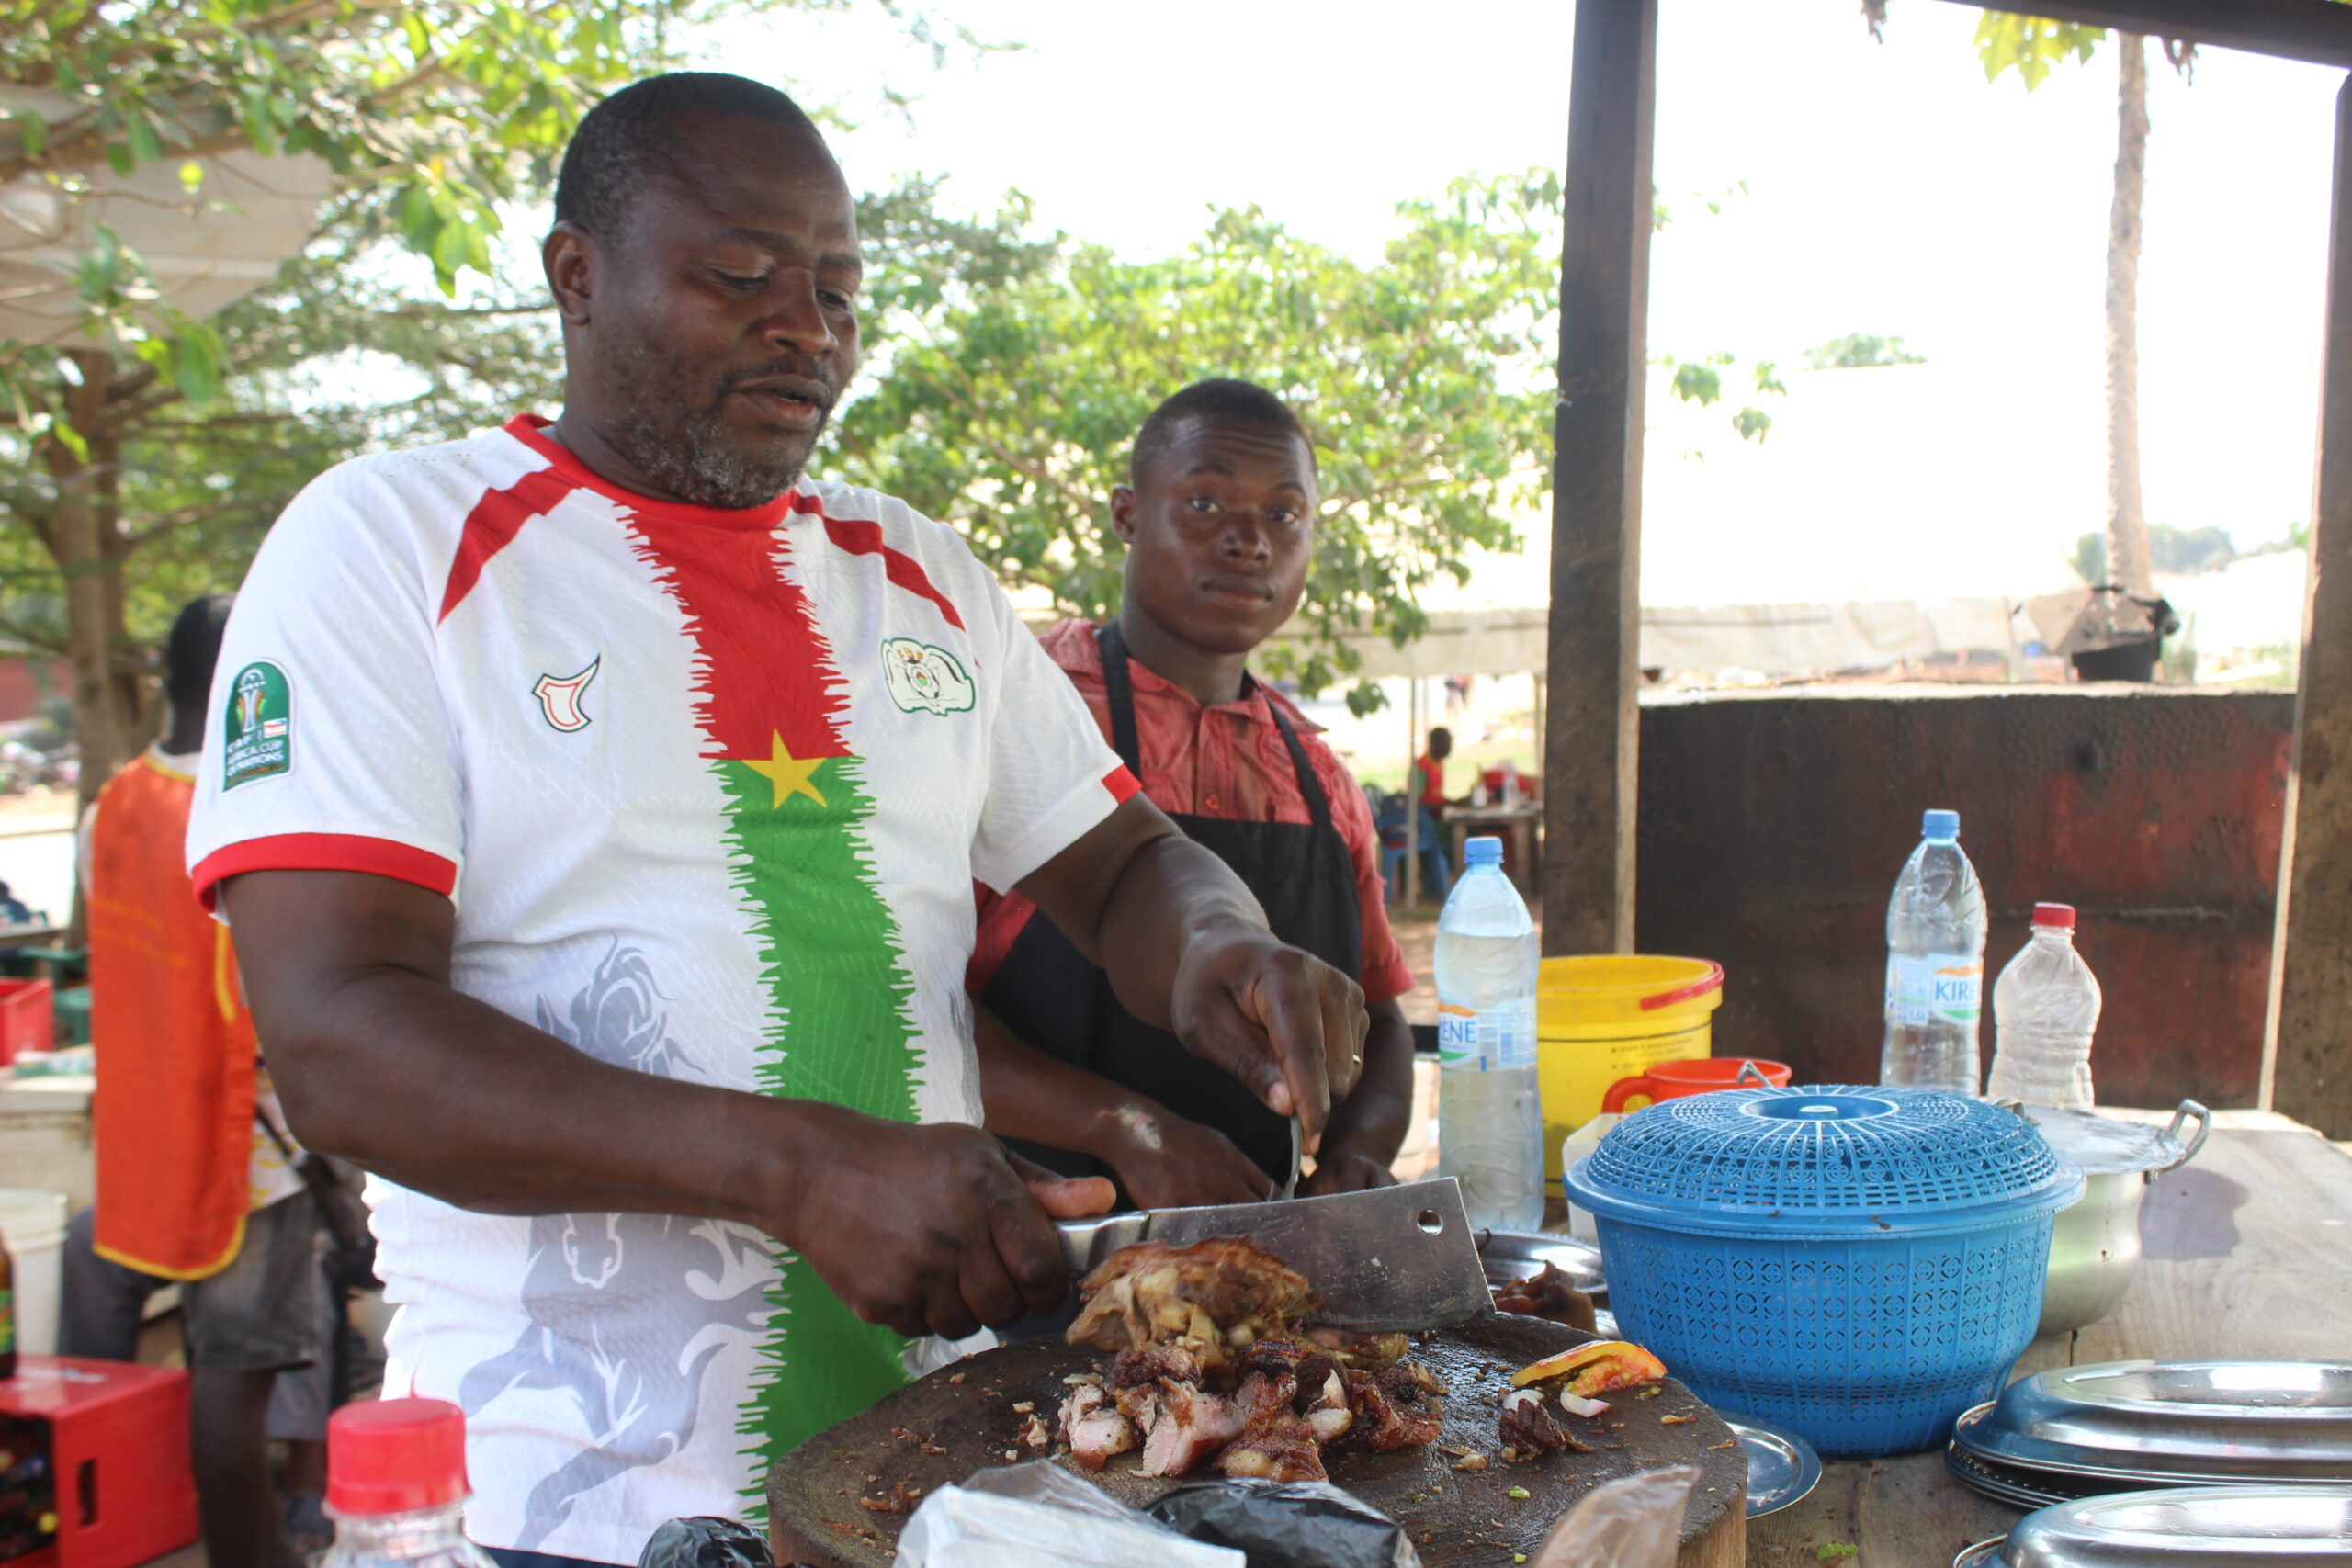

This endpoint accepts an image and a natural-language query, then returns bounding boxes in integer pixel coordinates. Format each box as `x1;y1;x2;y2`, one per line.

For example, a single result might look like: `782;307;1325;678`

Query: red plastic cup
1601;1056;1792;1113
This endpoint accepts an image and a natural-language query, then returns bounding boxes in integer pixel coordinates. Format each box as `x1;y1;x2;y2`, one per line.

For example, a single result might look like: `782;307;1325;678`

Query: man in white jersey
188;74;1366;1568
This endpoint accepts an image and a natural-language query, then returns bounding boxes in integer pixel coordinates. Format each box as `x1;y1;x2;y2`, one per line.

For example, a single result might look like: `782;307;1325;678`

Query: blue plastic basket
1566;1085;2083;1456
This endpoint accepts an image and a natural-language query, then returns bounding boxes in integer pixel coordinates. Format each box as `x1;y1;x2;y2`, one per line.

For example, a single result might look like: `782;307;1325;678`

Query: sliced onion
1503;1389;1544;1416
1557;1391;1612;1418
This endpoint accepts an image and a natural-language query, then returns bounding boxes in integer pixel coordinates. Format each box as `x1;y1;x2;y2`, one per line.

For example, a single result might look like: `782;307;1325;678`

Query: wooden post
1404;678;1422;907
1543;0;1657;957
2267;75;2352;1138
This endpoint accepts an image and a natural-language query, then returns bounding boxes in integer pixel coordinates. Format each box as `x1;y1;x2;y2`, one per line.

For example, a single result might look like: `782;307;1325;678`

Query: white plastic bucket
0;1189;69;1356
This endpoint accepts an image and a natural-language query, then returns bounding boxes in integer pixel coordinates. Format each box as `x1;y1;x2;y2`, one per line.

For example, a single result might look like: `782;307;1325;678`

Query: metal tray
1475;1228;1607;1295
1953;1540;2007;1568
1997;1484;2352;1566
1956;1362;2352;1485
1945;1440;2112;1512
1726;1413;1822;1517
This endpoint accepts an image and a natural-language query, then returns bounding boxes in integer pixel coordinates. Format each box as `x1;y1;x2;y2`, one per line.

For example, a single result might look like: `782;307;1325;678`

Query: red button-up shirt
968;619;1414;1004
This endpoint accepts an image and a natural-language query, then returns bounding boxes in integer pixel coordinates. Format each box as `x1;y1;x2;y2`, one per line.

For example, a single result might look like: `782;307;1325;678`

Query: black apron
982;621;1365;1199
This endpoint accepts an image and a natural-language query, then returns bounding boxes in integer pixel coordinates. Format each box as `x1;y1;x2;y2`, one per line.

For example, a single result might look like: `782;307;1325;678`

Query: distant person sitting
64;593;321;1568
1408;726;1455;896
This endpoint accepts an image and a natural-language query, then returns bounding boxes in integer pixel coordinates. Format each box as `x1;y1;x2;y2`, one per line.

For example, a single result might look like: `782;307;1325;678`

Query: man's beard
605;339;832;510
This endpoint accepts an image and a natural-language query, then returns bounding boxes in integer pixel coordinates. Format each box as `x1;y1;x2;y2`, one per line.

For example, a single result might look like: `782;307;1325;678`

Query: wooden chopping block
767;1314;1745;1567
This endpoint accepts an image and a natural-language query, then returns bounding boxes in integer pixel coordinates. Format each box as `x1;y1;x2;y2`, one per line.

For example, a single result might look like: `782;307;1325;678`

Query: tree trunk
2106;33;2154;598
43;350;143;822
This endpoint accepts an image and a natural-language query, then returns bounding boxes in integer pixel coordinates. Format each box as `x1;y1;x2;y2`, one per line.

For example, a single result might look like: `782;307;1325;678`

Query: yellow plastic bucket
1536;954;1725;1191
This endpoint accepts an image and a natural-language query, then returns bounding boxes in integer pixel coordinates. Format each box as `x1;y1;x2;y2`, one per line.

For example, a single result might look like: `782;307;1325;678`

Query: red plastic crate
0;1359;197;1568
0;983;51;1066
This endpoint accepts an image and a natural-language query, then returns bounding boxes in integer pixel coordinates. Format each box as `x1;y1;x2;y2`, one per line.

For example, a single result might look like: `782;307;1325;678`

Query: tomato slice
1510;1338;1668;1395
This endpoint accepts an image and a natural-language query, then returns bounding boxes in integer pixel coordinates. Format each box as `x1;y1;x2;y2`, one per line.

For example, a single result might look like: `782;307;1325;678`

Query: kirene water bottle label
1436;998;1537;1069
1888;953;1983;1026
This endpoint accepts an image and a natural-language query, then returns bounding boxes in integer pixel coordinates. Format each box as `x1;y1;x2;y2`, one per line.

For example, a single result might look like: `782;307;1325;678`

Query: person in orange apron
64;594;320;1568
967;380;1419;1208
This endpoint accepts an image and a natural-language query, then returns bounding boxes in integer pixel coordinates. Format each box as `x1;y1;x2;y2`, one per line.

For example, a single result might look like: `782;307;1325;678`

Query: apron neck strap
1094;618;1334;832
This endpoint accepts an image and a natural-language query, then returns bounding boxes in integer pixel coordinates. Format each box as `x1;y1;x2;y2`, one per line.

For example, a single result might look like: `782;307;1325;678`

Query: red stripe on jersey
820;515;967;632
191;833;459;912
627;517;851;762
1103;765;1141;805
438;466;580;624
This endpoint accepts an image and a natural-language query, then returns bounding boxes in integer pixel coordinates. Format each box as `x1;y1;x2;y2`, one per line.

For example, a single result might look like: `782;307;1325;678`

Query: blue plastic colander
1566;1085;2083;1456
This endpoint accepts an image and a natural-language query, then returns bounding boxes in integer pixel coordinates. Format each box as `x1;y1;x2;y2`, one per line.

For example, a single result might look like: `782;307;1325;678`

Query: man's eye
714;271;767;289
1188;495;1219;513
820;291;855;311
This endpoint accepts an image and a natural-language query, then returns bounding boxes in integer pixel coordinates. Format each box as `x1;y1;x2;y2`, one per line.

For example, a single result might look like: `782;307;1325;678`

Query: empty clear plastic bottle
322;1399;495;1568
1879;808;1988;1092
1436;837;1544;1230
1986;903;2102;1110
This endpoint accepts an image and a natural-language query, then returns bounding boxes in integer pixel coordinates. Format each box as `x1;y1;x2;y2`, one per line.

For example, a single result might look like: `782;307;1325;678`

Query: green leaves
834;173;1561;694
1975;13;2105;89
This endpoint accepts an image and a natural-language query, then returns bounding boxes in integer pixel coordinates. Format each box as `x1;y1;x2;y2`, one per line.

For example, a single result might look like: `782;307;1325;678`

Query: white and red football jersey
188;414;1134;1562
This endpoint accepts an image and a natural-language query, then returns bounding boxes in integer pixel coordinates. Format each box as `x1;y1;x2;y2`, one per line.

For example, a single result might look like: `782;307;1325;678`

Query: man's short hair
165;594;233;715
1128;378;1317;487
555;73;822;242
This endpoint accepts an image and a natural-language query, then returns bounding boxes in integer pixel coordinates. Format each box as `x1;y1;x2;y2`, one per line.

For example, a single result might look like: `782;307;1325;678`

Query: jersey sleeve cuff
191;833;459;913
973;766;1139;893
1362;958;1416;1005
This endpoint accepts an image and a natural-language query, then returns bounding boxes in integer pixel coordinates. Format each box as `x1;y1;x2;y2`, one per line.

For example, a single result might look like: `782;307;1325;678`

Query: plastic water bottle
1436;837;1544;1230
1985;903;2102;1110
1879;808;1988;1092
322;1399;495;1568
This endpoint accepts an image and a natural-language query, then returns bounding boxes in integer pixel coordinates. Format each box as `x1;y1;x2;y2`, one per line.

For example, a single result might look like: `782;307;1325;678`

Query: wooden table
1742;1113;2352;1567
1449;804;1541;893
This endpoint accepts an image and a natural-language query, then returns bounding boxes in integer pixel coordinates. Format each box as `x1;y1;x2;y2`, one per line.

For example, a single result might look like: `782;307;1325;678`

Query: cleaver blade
1054;1177;1493;1332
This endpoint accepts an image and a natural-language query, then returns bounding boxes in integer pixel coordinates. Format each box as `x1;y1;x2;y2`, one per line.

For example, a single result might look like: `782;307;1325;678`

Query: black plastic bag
638;1517;773;1568
1145;1479;1424;1568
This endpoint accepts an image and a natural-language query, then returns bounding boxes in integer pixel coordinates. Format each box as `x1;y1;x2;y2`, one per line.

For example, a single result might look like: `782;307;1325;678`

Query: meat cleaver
1054;1177;1493;1331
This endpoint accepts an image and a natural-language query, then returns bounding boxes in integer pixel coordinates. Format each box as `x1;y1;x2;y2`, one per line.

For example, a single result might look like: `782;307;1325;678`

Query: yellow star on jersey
742;731;828;808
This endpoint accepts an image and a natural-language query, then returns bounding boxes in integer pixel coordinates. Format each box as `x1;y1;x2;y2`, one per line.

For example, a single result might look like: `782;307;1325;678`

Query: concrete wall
1635;685;2293;1109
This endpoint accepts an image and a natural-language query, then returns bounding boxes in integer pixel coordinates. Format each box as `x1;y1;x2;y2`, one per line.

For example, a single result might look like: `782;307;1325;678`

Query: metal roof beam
1926;0;2352;71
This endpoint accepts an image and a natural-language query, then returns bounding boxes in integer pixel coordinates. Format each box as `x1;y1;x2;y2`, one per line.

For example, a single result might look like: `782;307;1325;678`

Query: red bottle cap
2030;903;2076;929
327;1399;469;1516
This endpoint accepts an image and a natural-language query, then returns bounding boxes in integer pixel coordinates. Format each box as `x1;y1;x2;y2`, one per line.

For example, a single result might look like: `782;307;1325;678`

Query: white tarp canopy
0;85;332;343
1267;598;2029;680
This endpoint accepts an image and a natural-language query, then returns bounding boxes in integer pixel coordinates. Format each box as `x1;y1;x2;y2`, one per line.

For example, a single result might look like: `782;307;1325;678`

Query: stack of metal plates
1952;1485;2352;1566
1947;1360;2352;1508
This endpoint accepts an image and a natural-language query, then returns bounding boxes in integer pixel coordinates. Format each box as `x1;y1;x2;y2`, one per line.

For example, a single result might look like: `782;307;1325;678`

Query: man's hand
1019;799;1372;1149
1100;1100;1272;1211
775;1106;1112;1341
1299;1146;1399;1197
1169;925;1367;1150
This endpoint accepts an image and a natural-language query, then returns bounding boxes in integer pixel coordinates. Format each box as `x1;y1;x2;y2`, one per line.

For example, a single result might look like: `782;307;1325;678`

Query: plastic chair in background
1372;790;1451;902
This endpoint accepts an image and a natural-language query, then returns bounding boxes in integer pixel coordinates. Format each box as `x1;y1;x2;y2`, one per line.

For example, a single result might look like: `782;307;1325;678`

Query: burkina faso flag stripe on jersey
623;502;922;1501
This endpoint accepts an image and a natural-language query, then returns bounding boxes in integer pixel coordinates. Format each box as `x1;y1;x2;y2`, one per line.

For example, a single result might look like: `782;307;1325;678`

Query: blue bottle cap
1922;809;1960;840
1464;836;1504;867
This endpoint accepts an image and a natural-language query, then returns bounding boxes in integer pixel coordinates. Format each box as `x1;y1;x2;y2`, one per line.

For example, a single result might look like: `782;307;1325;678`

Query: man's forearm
223;871;807;1228
1090;834;1270;1029
972;1000;1135;1161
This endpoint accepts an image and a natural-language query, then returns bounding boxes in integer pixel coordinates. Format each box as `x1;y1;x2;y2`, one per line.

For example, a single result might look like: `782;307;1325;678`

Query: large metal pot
2025;1100;2210;1335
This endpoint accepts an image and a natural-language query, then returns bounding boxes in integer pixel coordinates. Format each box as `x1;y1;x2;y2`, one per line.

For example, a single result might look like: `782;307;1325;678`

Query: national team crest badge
880;638;974;716
533;657;600;733
222;660;291;790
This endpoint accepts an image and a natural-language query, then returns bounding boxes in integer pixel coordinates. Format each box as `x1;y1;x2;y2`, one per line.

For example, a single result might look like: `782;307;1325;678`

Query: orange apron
86;753;256;1280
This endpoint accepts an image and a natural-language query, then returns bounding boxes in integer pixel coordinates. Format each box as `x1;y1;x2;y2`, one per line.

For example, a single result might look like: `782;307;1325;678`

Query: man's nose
1221;513;1272;561
757;274;836;357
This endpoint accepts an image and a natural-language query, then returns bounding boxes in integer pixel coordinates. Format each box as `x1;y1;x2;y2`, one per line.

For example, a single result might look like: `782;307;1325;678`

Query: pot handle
1736;1059;1772;1089
2160;1099;2211;1172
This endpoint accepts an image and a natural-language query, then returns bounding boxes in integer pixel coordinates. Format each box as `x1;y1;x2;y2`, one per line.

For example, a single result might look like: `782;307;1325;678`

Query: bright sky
725;0;2344;607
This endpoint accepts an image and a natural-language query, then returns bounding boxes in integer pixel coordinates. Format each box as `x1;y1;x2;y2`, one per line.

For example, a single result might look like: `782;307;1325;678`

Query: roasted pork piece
1057;1235;1444;1483
1340;1360;1447;1452
1066;1238;1318;1371
1057;1381;1137;1472
1498;1387;1593;1456
1494;1261;1600;1333
1217;1371;1329;1483
1111;1346;1245;1477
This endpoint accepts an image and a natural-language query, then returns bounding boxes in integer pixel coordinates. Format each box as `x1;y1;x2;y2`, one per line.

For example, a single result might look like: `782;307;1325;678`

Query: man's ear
544;221;598;326
1109;485;1140;545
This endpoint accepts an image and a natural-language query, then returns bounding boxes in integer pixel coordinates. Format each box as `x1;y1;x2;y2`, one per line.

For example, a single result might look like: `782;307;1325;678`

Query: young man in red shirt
967;380;1415;1207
